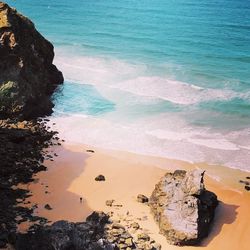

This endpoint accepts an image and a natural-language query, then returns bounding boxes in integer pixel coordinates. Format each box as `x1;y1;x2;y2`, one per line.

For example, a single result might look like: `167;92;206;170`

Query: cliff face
0;2;63;119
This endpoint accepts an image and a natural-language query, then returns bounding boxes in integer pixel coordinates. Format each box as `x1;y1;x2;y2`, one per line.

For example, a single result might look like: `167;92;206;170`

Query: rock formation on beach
0;2;63;119
0;119;60;248
150;169;218;246
16;211;160;250
16;212;114;250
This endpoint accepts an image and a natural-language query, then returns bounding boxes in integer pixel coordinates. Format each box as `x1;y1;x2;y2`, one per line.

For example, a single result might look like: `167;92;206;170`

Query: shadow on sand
22;144;96;225
201;201;238;247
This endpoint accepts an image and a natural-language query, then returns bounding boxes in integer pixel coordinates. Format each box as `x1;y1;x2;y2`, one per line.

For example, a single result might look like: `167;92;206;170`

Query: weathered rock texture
0;119;60;248
0;2;63;119
16;212;131;250
149;169;218;246
15;211;162;250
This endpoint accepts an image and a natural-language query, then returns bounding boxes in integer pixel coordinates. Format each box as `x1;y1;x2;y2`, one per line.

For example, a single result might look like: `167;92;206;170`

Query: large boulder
0;2;63;119
149;169;218;246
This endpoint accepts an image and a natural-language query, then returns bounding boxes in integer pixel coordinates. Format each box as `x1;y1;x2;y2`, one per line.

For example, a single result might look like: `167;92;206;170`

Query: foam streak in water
54;50;242;106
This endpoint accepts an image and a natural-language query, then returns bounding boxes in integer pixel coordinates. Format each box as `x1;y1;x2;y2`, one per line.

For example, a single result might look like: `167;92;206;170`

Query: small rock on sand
95;175;105;181
44;204;52;210
131;222;140;230
239;180;250;185
106;200;114;207
137;233;150;241
137;194;149;203
86;149;95;153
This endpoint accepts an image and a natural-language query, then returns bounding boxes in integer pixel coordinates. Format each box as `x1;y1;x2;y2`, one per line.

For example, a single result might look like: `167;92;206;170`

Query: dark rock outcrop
16;212;128;250
149;169;218;246
0;119;60;248
15;211;162;250
0;2;63;119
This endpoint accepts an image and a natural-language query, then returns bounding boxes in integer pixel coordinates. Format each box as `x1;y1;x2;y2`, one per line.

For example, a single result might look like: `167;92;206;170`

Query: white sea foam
54;50;146;86
114;77;235;105
51;49;250;171
187;138;239;151
49;112;250;171
147;129;239;150
54;50;239;105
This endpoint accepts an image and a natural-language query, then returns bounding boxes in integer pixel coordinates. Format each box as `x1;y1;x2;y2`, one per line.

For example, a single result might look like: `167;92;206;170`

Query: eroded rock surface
16;211;162;250
16;212;129;250
0;2;63;119
149;169;218;246
0;119;60;248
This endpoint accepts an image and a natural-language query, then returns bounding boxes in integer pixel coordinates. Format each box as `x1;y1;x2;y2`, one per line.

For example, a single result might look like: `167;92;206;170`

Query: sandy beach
17;142;250;250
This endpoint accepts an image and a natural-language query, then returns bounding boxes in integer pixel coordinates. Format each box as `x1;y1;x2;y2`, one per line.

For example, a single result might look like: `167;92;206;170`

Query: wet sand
19;143;250;250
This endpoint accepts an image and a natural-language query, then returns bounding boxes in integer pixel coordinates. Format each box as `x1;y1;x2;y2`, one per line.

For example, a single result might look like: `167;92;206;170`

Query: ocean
6;0;250;170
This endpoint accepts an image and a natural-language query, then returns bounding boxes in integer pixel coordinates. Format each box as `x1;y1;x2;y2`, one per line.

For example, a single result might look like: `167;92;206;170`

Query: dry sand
18;143;250;250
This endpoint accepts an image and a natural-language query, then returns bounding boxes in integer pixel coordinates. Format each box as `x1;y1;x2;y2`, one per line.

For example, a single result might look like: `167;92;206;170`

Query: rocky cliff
149;169;218;246
0;2;63;119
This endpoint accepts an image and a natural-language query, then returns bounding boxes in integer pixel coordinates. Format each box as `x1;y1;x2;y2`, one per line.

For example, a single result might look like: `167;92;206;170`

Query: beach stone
95;175;106;181
106;200;114;207
110;229;122;237
130;222;140;230
118;243;128;249
86;149;95;153
149;169;218;246
137;233;150;241
112;223;125;230
153;245;161;250
245;186;250;191
239;180;250;185
152;242;161;250
111;228;125;237
120;233;131;239
137;194;149;203
246;176;250;179
44;204;52;210
118;237;125;243
0;2;63;119
125;238;133;247
136;242;151;250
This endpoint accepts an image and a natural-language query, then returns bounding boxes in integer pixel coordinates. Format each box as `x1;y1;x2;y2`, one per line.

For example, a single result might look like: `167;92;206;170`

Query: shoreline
18;142;250;250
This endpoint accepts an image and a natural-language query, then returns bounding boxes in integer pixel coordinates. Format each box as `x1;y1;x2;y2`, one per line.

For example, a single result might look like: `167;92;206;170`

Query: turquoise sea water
6;0;250;170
